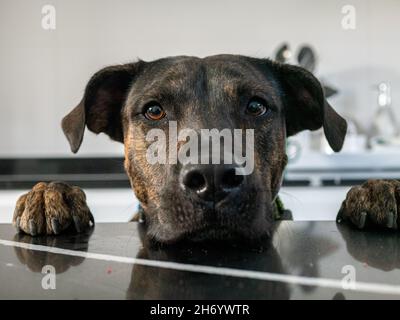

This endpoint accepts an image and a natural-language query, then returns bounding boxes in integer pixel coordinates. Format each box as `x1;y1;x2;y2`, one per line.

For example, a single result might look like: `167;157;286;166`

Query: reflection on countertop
1;221;400;299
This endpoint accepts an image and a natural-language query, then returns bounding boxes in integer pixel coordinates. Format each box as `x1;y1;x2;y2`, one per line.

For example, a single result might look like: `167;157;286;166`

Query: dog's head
62;55;347;244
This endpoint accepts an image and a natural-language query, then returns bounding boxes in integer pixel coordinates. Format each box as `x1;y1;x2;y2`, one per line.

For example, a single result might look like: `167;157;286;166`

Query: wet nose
180;164;245;202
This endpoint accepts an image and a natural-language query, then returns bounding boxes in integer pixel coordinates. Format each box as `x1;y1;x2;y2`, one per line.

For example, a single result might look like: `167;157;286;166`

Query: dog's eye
143;103;166;121
246;98;268;117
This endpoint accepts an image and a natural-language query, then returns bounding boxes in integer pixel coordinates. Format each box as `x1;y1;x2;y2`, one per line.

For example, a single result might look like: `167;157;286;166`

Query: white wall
1;0;400;157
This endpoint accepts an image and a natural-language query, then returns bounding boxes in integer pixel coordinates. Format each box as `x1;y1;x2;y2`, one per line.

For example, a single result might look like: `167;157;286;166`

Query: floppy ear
271;62;347;152
61;61;144;153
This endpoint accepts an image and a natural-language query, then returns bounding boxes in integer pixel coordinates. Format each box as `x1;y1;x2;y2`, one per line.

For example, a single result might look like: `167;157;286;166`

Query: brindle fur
14;54;349;243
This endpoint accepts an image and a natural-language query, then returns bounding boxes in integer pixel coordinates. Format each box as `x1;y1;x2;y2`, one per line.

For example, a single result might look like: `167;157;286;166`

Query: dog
12;54;391;244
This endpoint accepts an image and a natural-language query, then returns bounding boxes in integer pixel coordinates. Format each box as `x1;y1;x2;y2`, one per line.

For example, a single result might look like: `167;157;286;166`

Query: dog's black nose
180;164;244;202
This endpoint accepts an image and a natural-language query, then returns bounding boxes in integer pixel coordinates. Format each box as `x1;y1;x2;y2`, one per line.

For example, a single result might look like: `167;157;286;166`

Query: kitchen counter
1;221;400;299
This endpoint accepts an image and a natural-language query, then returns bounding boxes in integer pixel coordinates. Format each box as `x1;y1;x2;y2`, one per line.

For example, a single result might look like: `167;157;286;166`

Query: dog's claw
358;212;367;229
336;202;346;224
51;218;61;235
89;211;95;227
29;219;37;236
72;215;82;233
386;211;397;229
15;217;21;233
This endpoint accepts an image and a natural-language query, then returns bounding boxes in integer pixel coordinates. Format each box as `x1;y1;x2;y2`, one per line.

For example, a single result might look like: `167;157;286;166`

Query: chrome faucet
378;82;391;108
368;82;400;146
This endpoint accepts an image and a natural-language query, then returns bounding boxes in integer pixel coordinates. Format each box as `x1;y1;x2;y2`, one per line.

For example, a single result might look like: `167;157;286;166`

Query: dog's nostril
221;168;244;189
181;165;244;201
183;170;207;191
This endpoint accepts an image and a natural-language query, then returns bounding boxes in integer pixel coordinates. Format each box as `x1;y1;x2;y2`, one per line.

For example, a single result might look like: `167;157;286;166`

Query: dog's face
62;54;347;244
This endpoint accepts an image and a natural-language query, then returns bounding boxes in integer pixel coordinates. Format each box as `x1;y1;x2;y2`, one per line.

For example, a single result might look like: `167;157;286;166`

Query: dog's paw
337;180;400;230
12;182;94;236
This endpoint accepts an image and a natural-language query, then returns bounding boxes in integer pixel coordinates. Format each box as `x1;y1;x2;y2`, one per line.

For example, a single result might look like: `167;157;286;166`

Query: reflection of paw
337;223;400;271
12;232;92;273
337;180;400;230
13;182;94;236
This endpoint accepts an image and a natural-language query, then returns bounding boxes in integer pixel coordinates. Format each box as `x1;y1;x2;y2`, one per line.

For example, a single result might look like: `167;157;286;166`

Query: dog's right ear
61;61;145;153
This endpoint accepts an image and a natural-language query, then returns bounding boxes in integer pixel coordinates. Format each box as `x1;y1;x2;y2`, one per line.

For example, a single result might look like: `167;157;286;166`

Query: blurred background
1;0;400;223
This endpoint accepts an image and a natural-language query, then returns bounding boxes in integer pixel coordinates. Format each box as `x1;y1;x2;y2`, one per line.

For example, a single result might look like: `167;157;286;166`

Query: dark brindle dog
12;55;397;244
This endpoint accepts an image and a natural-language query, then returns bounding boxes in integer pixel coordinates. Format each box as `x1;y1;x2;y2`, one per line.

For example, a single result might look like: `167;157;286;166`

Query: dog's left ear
271;62;347;152
61;61;145;153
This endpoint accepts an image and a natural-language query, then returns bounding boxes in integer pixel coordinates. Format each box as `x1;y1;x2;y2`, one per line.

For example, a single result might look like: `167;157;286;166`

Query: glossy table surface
1;221;400;300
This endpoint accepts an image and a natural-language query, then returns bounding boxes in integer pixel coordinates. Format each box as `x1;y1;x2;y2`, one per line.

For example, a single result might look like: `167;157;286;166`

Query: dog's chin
140;182;274;245
141;205;273;246
144;222;273;247
183;225;272;244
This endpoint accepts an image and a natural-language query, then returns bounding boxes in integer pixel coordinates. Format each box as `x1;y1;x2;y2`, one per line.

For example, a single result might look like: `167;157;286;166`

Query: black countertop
1;221;400;299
